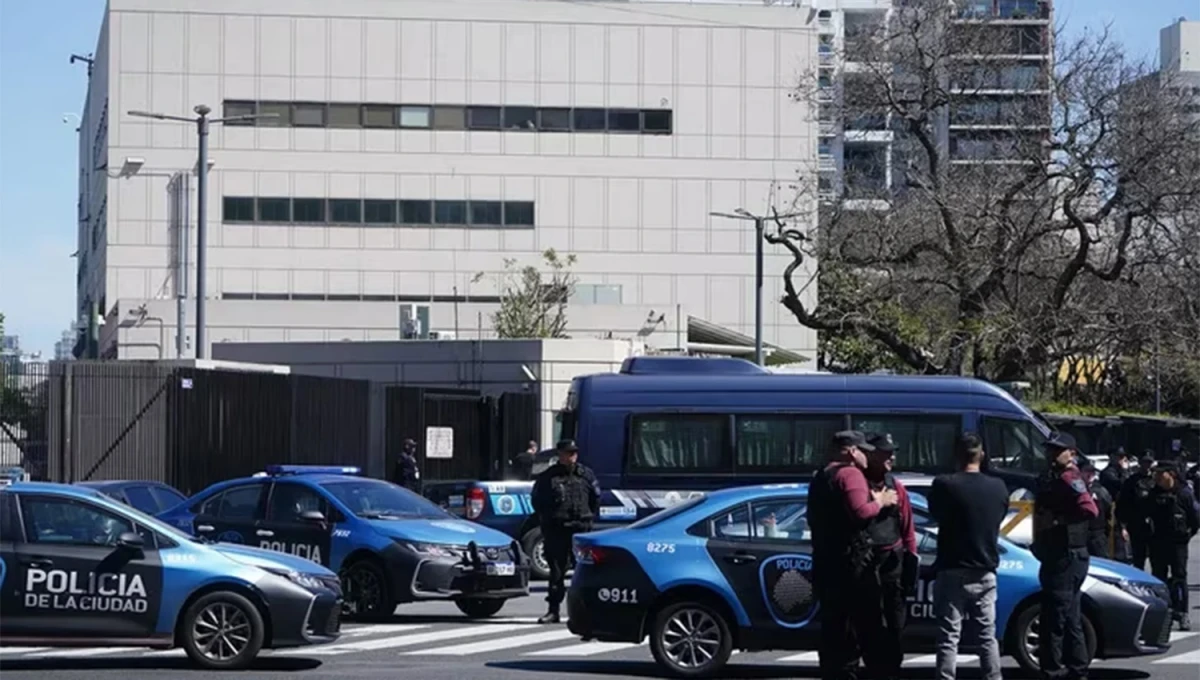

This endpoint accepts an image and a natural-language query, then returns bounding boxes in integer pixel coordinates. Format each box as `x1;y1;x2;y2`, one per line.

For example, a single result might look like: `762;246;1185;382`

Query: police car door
704;498;819;648
6;493;162;639
901;518;942;647
0;491;21;636
193;483;265;546
257;481;335;567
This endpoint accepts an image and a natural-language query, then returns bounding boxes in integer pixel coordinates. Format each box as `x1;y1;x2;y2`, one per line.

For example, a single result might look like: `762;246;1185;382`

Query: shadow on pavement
0;657;321;673
487;660;1151;680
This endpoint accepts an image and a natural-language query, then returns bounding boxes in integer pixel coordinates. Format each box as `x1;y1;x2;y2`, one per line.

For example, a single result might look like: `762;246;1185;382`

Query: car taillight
575;545;609;565
466;487;486;519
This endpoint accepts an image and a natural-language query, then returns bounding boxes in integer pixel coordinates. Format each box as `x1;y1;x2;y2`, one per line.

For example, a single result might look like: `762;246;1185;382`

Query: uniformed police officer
1116;455;1158;570
1079;460;1115;559
531;439;600;624
1032;432;1099;680
393;438;422;492
1146;462;1200;631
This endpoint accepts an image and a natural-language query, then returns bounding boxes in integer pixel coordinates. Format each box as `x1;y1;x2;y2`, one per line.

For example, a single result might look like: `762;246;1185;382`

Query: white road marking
402;629;578;656
1152;648;1200;665
1168;631;1198;642
0;647;50;655
339;624;428;638
278;623;537;656
24;647;141;658
776;651;821;662
904;654;978;666
525;641;640;657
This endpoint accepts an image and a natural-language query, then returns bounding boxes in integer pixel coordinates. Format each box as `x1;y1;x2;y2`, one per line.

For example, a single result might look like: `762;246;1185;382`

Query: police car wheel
341;558;393;622
649;601;733;678
1009;602;1098;674
522;528;550;580
180;591;265;671
455;598;507;618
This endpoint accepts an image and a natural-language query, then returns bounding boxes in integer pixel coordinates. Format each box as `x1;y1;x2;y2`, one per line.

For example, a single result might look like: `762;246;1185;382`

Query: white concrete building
74;0;821;364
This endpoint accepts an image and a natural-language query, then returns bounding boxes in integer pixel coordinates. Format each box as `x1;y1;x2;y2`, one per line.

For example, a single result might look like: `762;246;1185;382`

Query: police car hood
1087;556;1162;584
366;517;513;547
211;542;336;576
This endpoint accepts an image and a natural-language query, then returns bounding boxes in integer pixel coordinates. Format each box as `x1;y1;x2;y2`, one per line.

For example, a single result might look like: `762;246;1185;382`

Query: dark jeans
542;523;586;611
1149;541;1190;617
817;555;902;680
862;549;906;680
1129;533;1150;571
1038;548;1091;679
816;565;864;680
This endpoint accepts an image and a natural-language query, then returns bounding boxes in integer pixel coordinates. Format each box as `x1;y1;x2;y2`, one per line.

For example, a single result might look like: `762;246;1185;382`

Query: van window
850;414;960;470
630;414;730;472
736;415;843;470
982;416;1046;472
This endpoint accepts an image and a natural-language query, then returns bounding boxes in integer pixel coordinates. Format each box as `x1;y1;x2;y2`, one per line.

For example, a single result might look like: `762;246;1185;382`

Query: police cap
556;439;580;453
866;433;896;455
1078;459;1096;473
1043;431;1077;451
833;430;875;451
1138;455;1156;470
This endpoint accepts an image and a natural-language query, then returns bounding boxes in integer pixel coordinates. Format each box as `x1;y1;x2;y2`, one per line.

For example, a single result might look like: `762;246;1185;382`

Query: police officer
1147;462;1199;631
1116;454;1158;570
508;441;539;481
531;439;600;624
1031;432;1099;680
1079;460;1114;559
393;438;421;492
1098;447;1130;500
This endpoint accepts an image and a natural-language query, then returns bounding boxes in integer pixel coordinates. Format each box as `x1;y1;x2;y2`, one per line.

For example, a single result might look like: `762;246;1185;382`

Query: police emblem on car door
8;494;164;638
256;482;335;566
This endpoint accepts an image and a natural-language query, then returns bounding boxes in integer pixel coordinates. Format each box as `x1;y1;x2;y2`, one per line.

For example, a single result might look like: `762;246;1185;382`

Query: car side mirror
117;532;145;549
299;510;326;523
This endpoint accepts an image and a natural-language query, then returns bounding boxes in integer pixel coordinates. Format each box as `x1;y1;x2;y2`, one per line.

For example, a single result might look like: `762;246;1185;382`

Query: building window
292;103;326;127
329;104;361;128
538;108;571;131
467;106;502;130
223;197;255;222
329;199;362;223
469;200;503;226
503;106;538;130
363;105;396;128
642;109;672;134
223;101;256;125
574;283;623;305
364;199;397;224
292;198;326;223
398;106;431;128
399;199;432;225
257;198;291;222
434;200;468;225
504;201;535;226
573;108;607;131
257;102;291;127
433;106;466;130
607;109;641;132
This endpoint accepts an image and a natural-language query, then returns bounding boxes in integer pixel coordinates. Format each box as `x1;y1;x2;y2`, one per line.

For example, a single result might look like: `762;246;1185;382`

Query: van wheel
180;591;265;671
1010;602;1098;674
522;527;550;580
649;601;733;679
341;557;393;622
456;598;506;618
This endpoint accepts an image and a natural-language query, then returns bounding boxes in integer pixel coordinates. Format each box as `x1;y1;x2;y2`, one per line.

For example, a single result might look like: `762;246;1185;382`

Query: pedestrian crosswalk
2;624;1197;668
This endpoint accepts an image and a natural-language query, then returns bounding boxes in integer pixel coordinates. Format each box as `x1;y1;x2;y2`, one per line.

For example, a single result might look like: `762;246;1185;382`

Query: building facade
75;0;820;363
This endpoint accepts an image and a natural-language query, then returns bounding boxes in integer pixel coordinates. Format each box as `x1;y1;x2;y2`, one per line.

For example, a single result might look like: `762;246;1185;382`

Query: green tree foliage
474;249;579;339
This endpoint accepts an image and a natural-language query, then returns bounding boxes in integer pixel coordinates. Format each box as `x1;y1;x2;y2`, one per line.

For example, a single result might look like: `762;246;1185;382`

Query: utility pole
710;208;802;366
128;105;276;358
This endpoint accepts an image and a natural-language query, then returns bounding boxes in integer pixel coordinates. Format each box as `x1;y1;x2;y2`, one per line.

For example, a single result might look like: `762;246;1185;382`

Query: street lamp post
128;105;275;358
710;208;802;366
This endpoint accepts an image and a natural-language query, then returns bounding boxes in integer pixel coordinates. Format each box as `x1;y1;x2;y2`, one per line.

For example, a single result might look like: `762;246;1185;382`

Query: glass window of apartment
433;106;466;130
292;103;326;127
849;414;960;470
503;106;538;130
573;284;597;304
956;0;992;18
469;200;503;226
257;197;291;222
642;109;672;134
399;200;432;225
467;106;502;130
818;34;834;55
398;106;431;128
628;414;730;473
607;109;641;132
592;284;622;305
999;64;1044;90
504;201;535;226
258;102;291;127
998;0;1043;18
434;200;467;225
363;105;396;128
363;199;397;224
329;104;361;128
573;108;607;131
223;197;255;222
292;198;326;223
329;199;362;223
538;108;571;131
223;101;256;126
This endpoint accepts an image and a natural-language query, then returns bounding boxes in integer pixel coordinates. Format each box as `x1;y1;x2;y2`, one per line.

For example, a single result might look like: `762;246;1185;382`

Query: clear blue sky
0;0;1195;356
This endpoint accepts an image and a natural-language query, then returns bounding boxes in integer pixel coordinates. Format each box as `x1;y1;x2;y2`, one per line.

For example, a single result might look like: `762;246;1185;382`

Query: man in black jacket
392;438;421;492
531;439;600;624
1080;460;1115;558
1116;455;1158;570
1147;462;1200;631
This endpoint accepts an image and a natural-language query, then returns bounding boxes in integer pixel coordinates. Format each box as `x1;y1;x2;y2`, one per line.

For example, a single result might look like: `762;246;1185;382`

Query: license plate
486;562;516;576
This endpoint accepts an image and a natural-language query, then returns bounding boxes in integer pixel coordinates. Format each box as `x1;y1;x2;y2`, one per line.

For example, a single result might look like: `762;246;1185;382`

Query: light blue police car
0;481;342;670
566;483;1174;678
158;465;530;620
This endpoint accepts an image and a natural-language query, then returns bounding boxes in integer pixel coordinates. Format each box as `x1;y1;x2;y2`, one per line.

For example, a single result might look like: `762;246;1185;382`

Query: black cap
403;438;417;449
1043;431;1077;451
866;433;896;455
1110;446;1128;458
1153;460;1179;476
833;430;875;451
1138;455;1156;469
1078;458;1096;473
556;439;579;453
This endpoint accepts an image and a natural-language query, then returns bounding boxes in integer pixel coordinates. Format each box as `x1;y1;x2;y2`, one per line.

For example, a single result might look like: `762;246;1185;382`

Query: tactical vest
547;466;594;523
809;464;873;574
1032;470;1089;556
1150;490;1189;540
865;474;902;549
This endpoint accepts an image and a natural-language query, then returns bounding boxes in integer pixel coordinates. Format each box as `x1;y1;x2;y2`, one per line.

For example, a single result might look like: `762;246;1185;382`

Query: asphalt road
4;545;1199;680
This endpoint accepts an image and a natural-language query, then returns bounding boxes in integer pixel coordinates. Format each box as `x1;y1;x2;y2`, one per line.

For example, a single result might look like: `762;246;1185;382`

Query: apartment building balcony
954;0;1051;23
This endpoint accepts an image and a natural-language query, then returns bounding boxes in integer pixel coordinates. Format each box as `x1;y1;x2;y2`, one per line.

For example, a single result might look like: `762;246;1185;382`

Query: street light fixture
118;157;145;178
128;105;276;358
710;208;803;366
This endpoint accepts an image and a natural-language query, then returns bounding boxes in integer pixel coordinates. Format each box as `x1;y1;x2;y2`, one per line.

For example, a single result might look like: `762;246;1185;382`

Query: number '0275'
598;588;639;604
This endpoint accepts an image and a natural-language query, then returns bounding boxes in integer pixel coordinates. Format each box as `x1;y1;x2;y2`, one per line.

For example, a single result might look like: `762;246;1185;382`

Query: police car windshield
321;479;451;519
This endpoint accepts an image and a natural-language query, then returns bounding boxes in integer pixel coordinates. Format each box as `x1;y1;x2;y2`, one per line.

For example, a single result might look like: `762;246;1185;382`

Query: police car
74;480;188;516
0;481;342;670
566;483;1173;678
158;465;531;620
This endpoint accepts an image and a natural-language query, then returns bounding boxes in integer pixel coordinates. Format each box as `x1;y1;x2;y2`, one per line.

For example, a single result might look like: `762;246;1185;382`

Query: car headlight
404;541;465;558
266;567;327;591
1095;574;1166;601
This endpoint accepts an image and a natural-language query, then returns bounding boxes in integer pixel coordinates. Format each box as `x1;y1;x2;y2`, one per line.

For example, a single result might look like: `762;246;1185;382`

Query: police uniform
1116;456;1158;570
1146;463;1200;631
531;439;600;624
393;438;421;492
1080;462;1115;559
1031;432;1099;680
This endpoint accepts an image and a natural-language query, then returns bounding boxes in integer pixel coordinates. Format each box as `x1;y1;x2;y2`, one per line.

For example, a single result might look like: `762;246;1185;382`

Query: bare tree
771;0;1200;386
473;249;578;339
